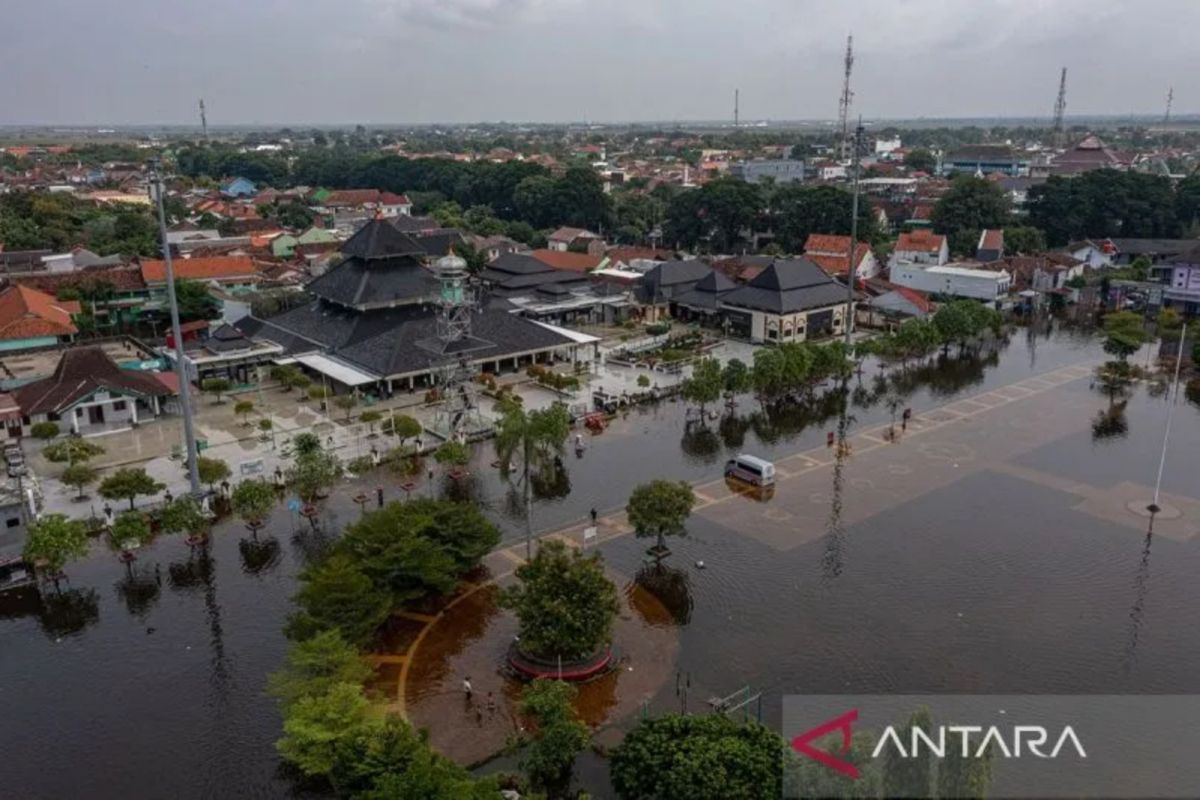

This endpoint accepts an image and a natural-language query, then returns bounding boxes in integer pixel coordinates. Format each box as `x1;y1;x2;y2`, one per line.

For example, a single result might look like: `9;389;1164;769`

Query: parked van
724;454;776;487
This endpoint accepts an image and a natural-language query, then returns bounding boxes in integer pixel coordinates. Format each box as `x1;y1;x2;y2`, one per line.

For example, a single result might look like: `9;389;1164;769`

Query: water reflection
39;587;100;640
530;460;572;500
1092;399;1129;441
114;563;161;620
629;562;694;626
821;399;852;581
239;536;282;575
1123;523;1155;676
680;426;721;464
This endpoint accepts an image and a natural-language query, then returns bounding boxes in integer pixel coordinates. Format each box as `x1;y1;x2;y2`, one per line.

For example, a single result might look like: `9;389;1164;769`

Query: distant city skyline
1;0;1196;126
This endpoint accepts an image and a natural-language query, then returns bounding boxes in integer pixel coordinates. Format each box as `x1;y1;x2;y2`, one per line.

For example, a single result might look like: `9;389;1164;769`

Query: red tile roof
0;283;79;341
802;234;872;277
530;249;602;273
13;265;146;294
324;189;383;207
378;192;411;205
893;285;936;314
895;229;946;253
978;229;1004;252
140;256;259;284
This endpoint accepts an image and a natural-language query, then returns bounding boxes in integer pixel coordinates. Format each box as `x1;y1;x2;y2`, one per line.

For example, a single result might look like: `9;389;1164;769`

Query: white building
889;229;949;269
891;263;1011;303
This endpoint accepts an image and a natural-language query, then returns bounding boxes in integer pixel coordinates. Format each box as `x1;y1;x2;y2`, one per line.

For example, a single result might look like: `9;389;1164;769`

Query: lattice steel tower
1052;68;1067;148
837;35;854;161
422;255;491;441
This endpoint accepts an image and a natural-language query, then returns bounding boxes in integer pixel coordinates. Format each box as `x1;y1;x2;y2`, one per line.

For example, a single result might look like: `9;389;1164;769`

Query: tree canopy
931;175;1011;256
626;480;696;556
500;538;619;661
1026;170;1181;245
23;514;89;575
98;468;164;510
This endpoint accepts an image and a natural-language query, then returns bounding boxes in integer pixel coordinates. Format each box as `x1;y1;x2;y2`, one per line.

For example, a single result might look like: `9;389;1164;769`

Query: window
113;401;126;411
5;517;19;528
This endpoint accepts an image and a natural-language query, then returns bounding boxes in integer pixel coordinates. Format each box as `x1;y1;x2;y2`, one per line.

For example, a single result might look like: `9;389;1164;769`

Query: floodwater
3;321;1198;799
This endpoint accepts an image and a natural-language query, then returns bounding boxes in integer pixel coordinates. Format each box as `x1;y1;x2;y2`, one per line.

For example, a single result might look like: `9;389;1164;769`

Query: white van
724;454;776;487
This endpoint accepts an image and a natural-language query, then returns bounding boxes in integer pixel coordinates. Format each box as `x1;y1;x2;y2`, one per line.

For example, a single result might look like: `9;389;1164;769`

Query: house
942;145;1029;177
890;262;1011;303
729;160;806;185
546;227;603;254
220;177;257;198
1159;243;1200;315
637;259;714;322
530;249;604;273
0;281;80;351
13;346;176;437
718;258;853;344
234;218;584;395
140;256;261;293
889;230;949;269
12;265;149;330
1049;135;1132;176
861;285;936;328
272;226;341;258
802;234;880;280
671;269;737;324
471;235;524;262
987;254;1084;292
160;323;285;385
320;189;412;217
481;253;588;298
975;229;1004;263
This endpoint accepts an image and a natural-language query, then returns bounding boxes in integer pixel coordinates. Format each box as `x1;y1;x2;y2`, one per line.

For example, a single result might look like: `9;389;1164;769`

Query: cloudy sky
1;0;1196;125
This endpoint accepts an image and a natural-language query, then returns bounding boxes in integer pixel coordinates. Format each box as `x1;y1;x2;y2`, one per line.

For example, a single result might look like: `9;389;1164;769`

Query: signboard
583;526;597;541
239;458;264;476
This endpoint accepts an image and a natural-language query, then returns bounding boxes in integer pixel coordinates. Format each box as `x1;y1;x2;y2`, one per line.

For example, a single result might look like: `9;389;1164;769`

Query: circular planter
505;642;614;683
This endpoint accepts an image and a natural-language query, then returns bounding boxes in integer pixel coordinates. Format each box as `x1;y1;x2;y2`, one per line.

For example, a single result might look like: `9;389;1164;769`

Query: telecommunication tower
420;255;491;442
837;35;854;161
1052;68;1067;147
199;98;208;140
734;88;739;128
1163;87;1174;126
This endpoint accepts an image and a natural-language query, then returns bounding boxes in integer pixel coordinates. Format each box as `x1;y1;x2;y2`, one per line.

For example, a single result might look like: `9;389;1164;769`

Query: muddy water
6;324;1193;799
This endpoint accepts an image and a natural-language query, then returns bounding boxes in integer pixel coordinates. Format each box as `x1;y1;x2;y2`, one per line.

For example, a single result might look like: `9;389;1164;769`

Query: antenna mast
1163;87;1174;126
199;98;209;141
837;35;854;161
734;88;739;128
1052;68;1067;148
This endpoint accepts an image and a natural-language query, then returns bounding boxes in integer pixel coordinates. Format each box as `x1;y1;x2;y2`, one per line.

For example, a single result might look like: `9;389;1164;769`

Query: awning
294;354;379;386
528;319;602;344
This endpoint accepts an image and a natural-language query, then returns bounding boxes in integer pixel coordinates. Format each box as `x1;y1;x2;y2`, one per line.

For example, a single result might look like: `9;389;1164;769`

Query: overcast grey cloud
1;0;1196;125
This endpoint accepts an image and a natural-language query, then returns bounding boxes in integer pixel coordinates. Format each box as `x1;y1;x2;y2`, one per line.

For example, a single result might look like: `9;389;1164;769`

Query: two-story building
803;234;880;280
1159;243;1200;316
889;230;949;270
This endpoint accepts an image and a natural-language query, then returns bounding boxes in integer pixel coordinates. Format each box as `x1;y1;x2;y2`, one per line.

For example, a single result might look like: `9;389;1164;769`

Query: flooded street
4;324;1200;799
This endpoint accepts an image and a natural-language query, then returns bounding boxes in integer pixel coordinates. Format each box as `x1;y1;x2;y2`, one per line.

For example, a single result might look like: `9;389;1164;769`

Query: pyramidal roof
692;270;736;293
340;217;425;260
748;258;831;291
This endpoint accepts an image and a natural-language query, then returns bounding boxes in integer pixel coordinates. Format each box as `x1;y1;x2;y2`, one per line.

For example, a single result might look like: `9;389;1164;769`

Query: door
87;405;105;425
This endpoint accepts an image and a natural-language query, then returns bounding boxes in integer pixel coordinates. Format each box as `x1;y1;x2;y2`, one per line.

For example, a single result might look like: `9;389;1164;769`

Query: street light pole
151;161;202;496
844;119;863;348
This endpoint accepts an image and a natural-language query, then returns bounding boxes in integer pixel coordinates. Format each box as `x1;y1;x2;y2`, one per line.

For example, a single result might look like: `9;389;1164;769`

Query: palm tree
493;400;570;559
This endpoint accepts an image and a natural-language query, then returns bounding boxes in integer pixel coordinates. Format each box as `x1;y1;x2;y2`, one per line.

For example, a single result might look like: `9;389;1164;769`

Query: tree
932;300;979;352
333;394;358;421
494;401;570;557
339;498;499;603
1002;225;1046;256
307;385;328;405
882;707;935;799
159;496;208;536
61;463;98;500
386;413;422;443
1102;311;1149;362
196;456;231;492
1157;307;1183;341
931;176;1011;256
627;479;696;559
771;184;878;251
269;629;373;711
111;510;152;549
98;467;164;510
173;279;220;321
1027;170;1179;245
1127;255;1151;282
233;400;255;425
695;177;762;252
277;681;373;780
201;377;231;404
936;728;994;799
30;421;59;440
23;514;88;577
890;317;943;366
499;538;619;661
286;552;393;645
904;147;936;173
359;410;382;435
682;358;723;418
433;440;469;467
290;442;343;502
721;358;751;398
611;714;784;800
519;679;589;795
232;478;275;525
43;438;104;464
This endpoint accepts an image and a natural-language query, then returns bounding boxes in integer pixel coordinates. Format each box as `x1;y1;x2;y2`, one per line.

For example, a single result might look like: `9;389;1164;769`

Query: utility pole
1052;67;1067;148
1149;321;1187;513
198;98;208;141
844;120;863;348
151;161;202;496
837;35;854;161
